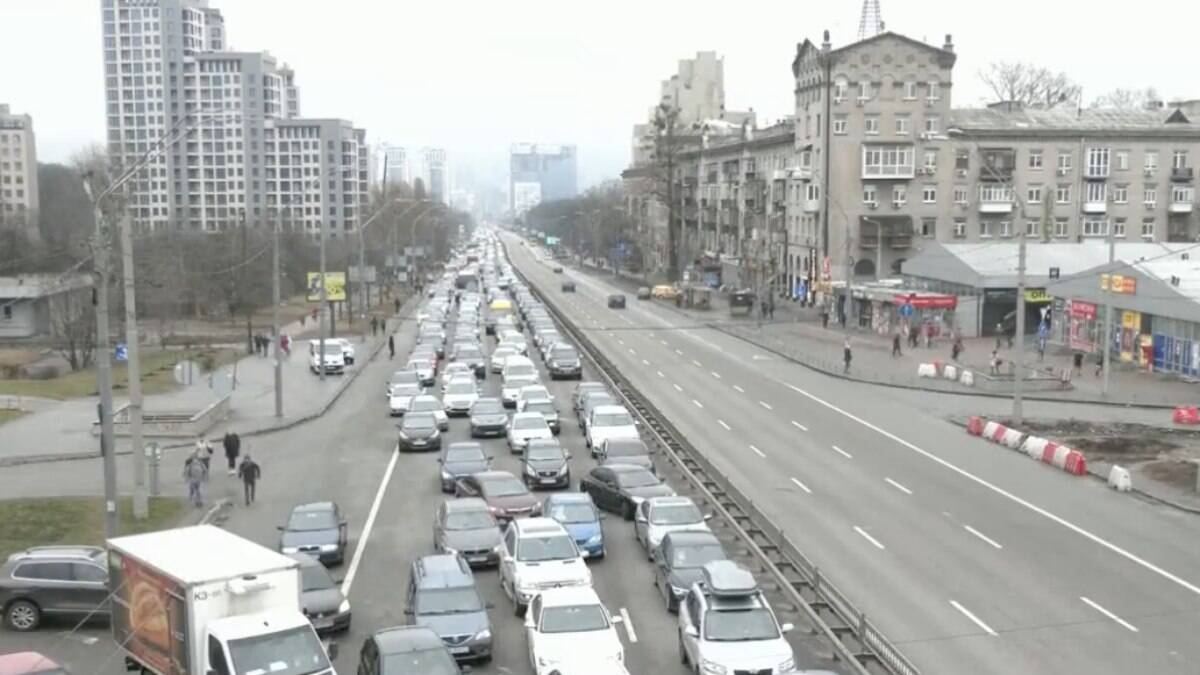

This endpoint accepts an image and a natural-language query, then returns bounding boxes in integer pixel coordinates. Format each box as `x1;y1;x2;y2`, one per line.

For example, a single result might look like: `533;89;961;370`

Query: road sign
1049;266;1060;280
115;343;128;362
898;303;914;318
306;272;347;301
348;265;377;283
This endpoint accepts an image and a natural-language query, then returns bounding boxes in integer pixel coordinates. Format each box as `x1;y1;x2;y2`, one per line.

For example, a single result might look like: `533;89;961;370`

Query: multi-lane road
502;232;1200;675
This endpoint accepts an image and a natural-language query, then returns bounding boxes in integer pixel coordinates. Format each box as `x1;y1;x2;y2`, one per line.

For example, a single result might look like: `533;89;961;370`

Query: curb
199;498;232;525
0;294;420;469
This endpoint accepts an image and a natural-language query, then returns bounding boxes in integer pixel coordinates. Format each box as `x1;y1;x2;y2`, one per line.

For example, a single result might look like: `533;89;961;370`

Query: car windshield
505;364;535;378
651;503;703;525
392;385;420;397
547;502;596;524
287;509;337;531
445;447;485;463
482;476;527;497
526;402;556;415
616;470;658;488
416;587;484;615
552;348;577;359
672;543;726;568
320;345;343;356
382;648;459;675
514;417;546;430
605;440;648;457
228;624;330;675
595;412;634;427
539;604;609;634
493;348;515;358
391;372;418;384
457;347;482;359
517;535;577;562
404;414;437;431
586;396;616;410
526;444;564;461
704;607;780;642
299;563;335;592
408;360;431;370
445;510;495;530
472;401;504;415
446;382;476;395
410;398;440;412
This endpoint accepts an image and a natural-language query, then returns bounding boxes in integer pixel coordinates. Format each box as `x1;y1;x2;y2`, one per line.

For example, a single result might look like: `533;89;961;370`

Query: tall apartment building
509;143;577;215
0;105;39;234
379;145;411;186
101;0;366;234
416;148;450;205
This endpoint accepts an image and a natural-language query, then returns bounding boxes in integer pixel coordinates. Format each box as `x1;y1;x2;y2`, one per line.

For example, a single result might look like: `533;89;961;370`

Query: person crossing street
237;454;261;506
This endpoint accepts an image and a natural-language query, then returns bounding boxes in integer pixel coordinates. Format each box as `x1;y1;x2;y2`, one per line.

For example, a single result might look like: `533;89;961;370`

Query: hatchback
278;502;348;565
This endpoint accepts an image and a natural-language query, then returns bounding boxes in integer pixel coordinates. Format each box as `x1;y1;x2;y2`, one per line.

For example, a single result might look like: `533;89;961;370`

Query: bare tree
1091;87;1161;110
979;62;1081;109
49;287;96;371
647;103;687;281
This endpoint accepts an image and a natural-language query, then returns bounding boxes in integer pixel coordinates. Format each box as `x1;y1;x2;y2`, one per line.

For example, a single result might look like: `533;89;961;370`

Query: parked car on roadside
0;546;109;631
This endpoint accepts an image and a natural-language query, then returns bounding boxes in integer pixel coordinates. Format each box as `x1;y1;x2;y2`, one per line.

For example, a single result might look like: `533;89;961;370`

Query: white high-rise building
0;104;39;234
417;148;450;205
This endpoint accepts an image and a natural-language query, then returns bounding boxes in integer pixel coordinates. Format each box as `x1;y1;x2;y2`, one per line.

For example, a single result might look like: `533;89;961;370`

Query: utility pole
84;183;119;538
843;219;854;337
272;207;283;418
357;218;368;345
1013;226;1027;425
119;211;148;519
318;206;327;382
1101;221;1116;395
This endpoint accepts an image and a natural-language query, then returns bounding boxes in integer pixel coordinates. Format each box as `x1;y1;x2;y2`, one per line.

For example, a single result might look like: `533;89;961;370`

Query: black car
607;294;626;309
451;344;487;379
652;531;728;613
399;412;443;452
521;439;571;489
546;343;582;380
0;546;109;631
579;465;675;520
438;442;492;493
468;398;508;438
359;626;462;675
279;501;348;565
561;281;576;293
290;553;351;634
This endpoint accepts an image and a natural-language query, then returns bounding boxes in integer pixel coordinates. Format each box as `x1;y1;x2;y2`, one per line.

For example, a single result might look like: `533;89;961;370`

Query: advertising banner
306;272;346;302
109;551;189;675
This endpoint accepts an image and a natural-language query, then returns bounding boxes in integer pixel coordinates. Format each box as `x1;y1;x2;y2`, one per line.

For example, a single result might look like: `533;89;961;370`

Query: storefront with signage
838;283;959;337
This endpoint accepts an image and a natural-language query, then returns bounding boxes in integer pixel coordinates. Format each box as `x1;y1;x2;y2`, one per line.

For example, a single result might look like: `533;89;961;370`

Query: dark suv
0;546;110;631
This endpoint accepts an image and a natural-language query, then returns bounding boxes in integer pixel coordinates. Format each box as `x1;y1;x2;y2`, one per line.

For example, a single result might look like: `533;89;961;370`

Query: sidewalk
0;294;415;467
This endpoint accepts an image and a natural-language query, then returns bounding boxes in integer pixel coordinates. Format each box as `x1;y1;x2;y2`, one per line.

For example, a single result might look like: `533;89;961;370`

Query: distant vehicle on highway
455;471;542;523
404;554;492;663
633;496;711;558
398;412;442;452
606;294;626;309
596;437;655;474
308;339;345;375
521;438;570;489
469;397;509;438
290;553;351;634
636;286;652;300
358;626;462;675
543;492;605;559
507;411;553;454
438;442;492;493
408;394;449;430
278;501;348;565
525;587;622;675
652;530;728;613
434;498;502;567
579;464;675;520
499;518;591;616
561;281;576;293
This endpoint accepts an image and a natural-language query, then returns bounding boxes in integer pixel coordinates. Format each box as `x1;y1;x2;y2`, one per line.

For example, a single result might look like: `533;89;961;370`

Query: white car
633;496;711;558
525;587;623;675
585;405;639;450
388;383;423;416
516;384;554;409
406;358;436;386
328;337;356;365
308;339;345;375
443;380;481;416
491;346;518;373
679;561;795;675
499;517;592;615
441;362;473;384
500;332;528;355
387;370;422;398
407;394;449;430
508;412;553;454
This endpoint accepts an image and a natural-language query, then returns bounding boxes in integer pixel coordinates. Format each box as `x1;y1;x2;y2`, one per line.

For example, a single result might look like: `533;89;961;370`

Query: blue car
542;492;605;559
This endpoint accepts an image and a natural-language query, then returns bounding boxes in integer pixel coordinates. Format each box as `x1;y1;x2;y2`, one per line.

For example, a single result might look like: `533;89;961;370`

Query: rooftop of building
0;274;93;299
949;106;1200;135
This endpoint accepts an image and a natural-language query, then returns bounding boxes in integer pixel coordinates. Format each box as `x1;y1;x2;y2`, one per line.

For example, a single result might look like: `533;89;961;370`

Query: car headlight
430;429;441;438
585;533;602;546
557;464;568;475
472;629;491;642
320;544;338;552
440;470;452;480
777;658;795;673
701;659;727;675
398;431;409;439
525;464;538;476
338;599;351;613
536;656;557;667
281;546;299;554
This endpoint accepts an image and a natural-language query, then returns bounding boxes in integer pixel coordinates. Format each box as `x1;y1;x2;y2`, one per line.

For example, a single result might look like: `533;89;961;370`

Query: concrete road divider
918;363;938;378
999;427;1025;449
966;416;985;436
959;370;974;387
1173;406;1199;425
1021;436;1051;460
943;364;958;380
1108;466;1133;492
982;420;1007;443
970;418;1088;477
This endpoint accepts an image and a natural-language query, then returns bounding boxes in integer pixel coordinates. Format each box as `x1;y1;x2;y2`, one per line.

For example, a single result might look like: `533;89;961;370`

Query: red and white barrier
966;416;985;436
970;418;1087;477
1173;406;1199;425
917;363;938;378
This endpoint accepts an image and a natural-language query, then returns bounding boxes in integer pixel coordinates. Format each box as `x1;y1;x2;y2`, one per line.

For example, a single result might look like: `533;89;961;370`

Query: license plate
540;478;558;484
467;555;487;563
314;618;333;629
449;647;470;655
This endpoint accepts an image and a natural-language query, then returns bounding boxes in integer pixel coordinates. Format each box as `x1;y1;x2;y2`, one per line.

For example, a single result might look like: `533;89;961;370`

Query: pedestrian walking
300;314;307;328
237;454;261;506
925;322;934;349
280;334;291;356
371;316;379;336
183;449;208;508
990;349;1001;375
194;436;213;472
951;336;963;362
821;310;830;329
995;323;1004;350
1094;350;1105;377
843;337;852;373
394;298;401;314
388;334;395;360
1007;328;1015;349
222;431;240;474
892;333;902;358
767;298;775;320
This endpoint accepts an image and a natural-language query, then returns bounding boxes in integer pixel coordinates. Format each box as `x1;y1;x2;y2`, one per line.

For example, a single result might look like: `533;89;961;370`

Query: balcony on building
860;216;913;251
861;144;915;181
977;185;1014;214
1083;200;1107;214
804;198;821;213
1172;167;1194;182
1169;201;1194;214
978;149;1016;182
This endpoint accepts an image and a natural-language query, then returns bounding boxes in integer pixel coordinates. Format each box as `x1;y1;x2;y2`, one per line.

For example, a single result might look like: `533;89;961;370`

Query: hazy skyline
7;0;1199;191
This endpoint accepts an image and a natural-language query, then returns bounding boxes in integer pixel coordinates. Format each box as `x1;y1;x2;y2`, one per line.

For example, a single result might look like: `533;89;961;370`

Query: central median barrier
970;416;1089;477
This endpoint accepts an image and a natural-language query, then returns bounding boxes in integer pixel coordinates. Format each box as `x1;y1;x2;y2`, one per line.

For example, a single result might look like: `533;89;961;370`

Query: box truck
108;525;338;675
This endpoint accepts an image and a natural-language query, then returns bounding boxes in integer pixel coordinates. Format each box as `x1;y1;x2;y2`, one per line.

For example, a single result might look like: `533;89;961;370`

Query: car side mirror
685;626;699;638
780;622;794;634
524;614;535;629
485;602;496;610
436;458;443;463
276;525;284;531
403;607;414;616
327;642;339;660
703;513;714;521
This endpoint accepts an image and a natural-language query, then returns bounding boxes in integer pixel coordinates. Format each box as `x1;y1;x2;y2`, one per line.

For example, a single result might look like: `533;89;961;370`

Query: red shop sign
1069;300;1098;321
894;294;958;310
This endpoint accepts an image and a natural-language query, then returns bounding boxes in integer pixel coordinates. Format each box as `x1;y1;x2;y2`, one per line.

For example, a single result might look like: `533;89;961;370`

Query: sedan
521;439;570;490
490;346;518;374
516;384;554;408
606;294;626;309
519;399;560;435
408;395;449;431
443;380;480;416
633;496;711;558
596;437;655;474
407;358;437;387
577;391;616;431
278;501;348;565
507;412;553;454
525;587;623;675
579;465;675;520
389;383;424;416
652;531;728;613
469;398;509;438
543;493;605;559
455;471;542;522
572;382;607;414
290;553;351;634
434;498;503;567
452;344;488;378
388;370;422;398
546;344;582;380
399;412;442;452
438;442;492;493
359;626;461;675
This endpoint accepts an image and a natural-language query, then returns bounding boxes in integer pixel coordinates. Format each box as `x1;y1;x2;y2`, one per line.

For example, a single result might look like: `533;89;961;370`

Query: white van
309;339;346;374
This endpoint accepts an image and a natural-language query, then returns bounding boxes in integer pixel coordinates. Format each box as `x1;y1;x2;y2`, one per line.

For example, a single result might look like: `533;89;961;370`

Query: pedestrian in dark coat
843;338;852;373
388;335;395;360
222;431;239;474
892;333;902;358
237;454;261;506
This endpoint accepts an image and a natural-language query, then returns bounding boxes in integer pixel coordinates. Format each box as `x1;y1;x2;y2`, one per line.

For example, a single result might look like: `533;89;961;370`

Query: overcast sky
7;0;1197;191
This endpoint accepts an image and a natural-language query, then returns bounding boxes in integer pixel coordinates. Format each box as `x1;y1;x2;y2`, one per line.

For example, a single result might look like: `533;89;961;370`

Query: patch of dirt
1141;460;1198;490
1062;436;1180;462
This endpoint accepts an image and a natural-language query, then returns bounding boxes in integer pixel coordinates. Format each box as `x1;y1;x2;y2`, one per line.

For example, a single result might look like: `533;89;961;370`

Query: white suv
679;561;796;675
585;405;639;450
525;587;623;675
499;518;592;615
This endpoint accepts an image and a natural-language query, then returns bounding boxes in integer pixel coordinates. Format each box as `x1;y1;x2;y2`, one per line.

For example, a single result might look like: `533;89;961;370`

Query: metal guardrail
506;243;920;675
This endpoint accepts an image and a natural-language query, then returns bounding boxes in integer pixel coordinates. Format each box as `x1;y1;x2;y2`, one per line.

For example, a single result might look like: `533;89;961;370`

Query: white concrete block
917;363;937;378
1000;428;1025;450
1107;466;1133;492
1022;436;1049;459
959;370;974;387
943;365;958;380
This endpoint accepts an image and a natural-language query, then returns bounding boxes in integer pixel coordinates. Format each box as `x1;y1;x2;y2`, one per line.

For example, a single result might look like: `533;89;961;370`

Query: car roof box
702;560;758;596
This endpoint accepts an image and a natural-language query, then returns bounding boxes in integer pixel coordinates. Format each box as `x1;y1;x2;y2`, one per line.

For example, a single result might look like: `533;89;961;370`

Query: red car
0;652;67;675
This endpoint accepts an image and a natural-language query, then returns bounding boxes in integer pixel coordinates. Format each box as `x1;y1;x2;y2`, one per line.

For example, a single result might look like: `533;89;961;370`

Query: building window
1086;147;1110;177
1056;184;1072;204
1115;150;1129;171
892;185;907;206
861;145;914;178
863;185;877;205
806;183;820;202
1145;151;1158;174
1085;181;1107;203
1028;149;1044;169
954;218;967;238
864;115;880;135
834;79;848;103
1026;220;1040;237
857;80;872;102
895;114;910;135
1144;187;1157;207
1082;218;1108;237
955;149;970;170
833;116;847;135
924;115;940;134
927;80;942;102
954;185;968;204
904;81;917;100
1027;185;1043;204
1142;218;1156;239
921;217;935;237
979;184;1014;203
980;221;993;238
1113;218;1126;237
1054;218;1069;238
998;221;1012;238
923;150;937;170
922;185;937;203
1057;151;1072;172
1172;185;1194;204
1174;150;1189;169
1112;184;1128;203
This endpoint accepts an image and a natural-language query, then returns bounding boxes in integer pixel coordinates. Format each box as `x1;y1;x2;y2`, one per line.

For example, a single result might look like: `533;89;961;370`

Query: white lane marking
660;340;669;346
617;338;625;345
673;383;683;392
649;332;655;338
692;359;702;367
853;526;886;550
758;401;773;410
718;420;731;431
885;478;913;495
710;371;722;379
1080;596;1139;633
780;381;1200;599
949;600;998;636
791;477;812;494
832;445;853;459
749;444;766;458
964;525;1003;550
733;385;746;393
641;359;650;366
628;348;636;355
692;399;704;409
674;349;683;356
341;445;399;595
657;370;665;378
791;420;808;432
619;607;639;642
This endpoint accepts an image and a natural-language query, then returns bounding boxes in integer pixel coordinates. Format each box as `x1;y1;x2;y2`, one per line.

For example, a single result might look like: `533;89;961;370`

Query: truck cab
205;610;336;675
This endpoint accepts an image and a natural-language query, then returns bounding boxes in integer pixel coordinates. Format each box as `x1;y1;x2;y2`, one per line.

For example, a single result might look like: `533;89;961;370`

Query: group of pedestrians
252;333;290;356
182;432;261;509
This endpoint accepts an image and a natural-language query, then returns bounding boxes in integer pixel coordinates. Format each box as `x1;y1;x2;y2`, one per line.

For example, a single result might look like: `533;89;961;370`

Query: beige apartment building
0;104;39;234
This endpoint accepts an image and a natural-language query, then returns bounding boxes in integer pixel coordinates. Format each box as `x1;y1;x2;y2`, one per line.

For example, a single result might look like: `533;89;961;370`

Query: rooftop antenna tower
857;0;884;41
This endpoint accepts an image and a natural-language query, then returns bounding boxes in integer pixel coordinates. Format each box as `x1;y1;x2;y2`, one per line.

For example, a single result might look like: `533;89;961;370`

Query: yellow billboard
306;272;346;302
